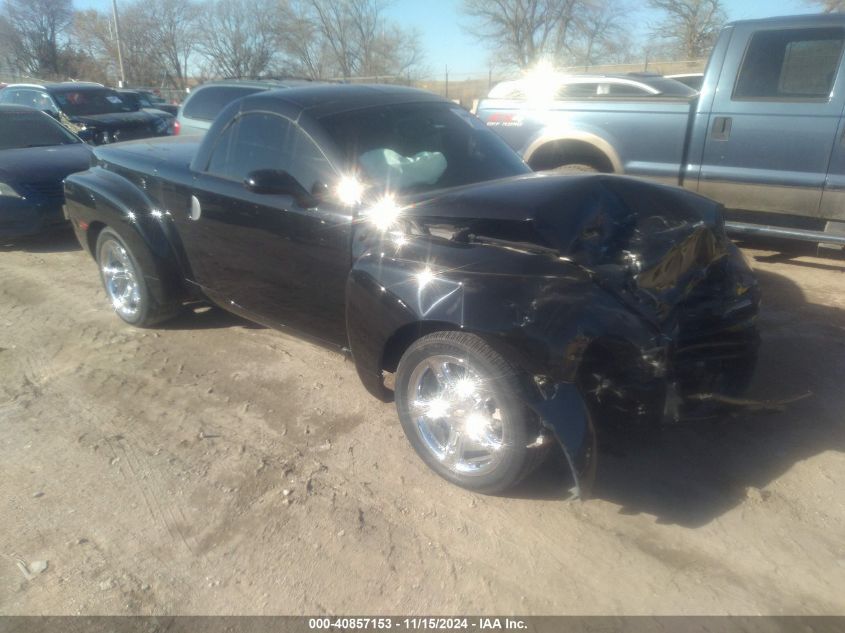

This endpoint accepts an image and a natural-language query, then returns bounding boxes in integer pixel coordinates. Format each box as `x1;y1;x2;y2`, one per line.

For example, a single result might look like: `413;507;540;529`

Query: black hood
405;173;723;258
401;173;751;322
68;109;161;130
0;143;93;184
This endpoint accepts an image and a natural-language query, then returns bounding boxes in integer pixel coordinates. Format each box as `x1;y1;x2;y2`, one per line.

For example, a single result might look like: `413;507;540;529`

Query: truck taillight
173;119;180;135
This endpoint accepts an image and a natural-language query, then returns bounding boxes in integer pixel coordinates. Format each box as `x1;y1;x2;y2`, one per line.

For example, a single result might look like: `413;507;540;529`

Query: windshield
118;92;142;110
319;102;530;195
52;88;135;116
140;91;165;104
0;110;80;150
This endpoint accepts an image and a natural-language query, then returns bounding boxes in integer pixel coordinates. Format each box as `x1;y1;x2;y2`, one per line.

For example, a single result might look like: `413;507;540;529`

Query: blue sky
78;0;819;76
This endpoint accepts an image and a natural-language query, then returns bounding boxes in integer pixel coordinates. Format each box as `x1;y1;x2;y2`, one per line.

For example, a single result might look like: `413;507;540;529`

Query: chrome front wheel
395;331;545;493
407;354;506;477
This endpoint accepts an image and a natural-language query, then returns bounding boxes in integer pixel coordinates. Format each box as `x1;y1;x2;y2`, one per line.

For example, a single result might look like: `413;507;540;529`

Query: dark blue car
0;105;93;239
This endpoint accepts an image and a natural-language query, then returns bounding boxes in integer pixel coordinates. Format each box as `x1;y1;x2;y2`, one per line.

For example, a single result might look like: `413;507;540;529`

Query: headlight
0;182;22;199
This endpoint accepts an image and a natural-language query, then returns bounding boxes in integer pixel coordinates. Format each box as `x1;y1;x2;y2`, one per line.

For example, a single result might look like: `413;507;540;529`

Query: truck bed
477;96;695;183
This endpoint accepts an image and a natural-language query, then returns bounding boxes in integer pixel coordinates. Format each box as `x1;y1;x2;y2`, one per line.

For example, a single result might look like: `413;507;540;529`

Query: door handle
189;195;202;221
712;116;732;141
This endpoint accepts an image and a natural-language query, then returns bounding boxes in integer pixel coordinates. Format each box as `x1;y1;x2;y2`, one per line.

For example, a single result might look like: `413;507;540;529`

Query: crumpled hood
0;143;93;184
402;173;751;323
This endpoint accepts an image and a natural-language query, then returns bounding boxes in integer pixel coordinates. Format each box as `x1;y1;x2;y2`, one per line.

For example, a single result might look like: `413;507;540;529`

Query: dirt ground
0;230;843;616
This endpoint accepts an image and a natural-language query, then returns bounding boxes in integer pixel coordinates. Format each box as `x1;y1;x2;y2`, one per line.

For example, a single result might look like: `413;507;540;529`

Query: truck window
733;27;845;100
604;83;651;96
557;83;598;99
206;112;332;191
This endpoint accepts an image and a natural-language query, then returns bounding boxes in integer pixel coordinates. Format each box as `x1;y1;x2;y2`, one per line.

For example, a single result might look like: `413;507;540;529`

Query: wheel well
86;221;107;257
380;321;462;373
528;139;615;173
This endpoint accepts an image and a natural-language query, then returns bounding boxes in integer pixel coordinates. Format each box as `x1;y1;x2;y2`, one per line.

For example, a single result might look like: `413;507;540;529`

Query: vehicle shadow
159;304;266;331
0;227;82;253
514;266;845;528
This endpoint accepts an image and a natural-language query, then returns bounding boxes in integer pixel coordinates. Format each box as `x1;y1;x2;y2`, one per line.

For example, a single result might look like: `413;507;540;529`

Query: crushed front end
351;173;762;498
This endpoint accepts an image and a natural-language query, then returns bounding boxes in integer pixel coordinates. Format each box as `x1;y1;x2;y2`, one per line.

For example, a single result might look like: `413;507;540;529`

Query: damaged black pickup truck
64;85;760;497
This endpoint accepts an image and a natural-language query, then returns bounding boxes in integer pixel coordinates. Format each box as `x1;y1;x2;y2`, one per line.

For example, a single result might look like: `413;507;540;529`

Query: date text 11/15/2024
307;617;528;630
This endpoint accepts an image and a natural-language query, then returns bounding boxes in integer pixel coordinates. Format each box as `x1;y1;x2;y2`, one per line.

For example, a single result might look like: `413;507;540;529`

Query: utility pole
112;0;126;87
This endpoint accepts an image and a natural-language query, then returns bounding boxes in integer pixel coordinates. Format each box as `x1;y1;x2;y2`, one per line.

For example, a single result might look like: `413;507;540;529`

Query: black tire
394;331;547;494
95;227;179;327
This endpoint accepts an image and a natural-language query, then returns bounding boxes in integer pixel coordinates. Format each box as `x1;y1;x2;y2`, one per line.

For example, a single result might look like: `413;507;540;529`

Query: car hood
68;110;160;129
142;107;175;119
396;173;752;323
0;143;93;183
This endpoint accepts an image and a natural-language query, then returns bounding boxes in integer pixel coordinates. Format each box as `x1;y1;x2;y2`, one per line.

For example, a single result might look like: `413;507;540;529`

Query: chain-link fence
3;57;707;111
342;59;706;109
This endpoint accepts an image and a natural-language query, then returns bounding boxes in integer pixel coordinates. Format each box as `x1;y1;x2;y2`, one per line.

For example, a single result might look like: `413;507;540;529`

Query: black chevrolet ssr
63;85;760;497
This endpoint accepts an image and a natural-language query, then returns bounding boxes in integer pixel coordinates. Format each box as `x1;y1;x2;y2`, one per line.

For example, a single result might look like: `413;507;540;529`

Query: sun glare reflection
364;195;402;231
336;175;364;206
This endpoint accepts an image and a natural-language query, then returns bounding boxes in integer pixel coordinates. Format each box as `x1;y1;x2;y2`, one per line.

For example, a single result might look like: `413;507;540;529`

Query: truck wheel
95;227;178;327
394;331;546;493
553;163;599;174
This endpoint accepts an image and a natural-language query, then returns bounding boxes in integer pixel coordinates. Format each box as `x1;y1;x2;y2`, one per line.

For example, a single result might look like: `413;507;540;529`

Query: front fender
346;235;657;497
64;167;187;306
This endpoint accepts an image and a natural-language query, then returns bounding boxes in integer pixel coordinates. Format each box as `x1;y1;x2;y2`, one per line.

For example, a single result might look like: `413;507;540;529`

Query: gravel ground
0;230;843;615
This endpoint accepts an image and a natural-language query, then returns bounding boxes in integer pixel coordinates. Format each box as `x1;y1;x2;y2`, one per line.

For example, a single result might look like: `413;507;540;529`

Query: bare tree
276;6;334;79
195;0;280;78
0;0;74;76
74;5;164;86
805;0;845;11
148;0;200;90
282;0;424;80
302;0;359;78
0;14;21;76
365;23;424;78
648;0;726;59
569;0;627;66
461;0;585;69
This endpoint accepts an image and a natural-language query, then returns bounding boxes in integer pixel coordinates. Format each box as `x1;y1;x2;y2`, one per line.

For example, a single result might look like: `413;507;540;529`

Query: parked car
124;89;179;116
116;89;177;133
666;73;704;91
176;79;315;136
0;82;171;145
63;85;760;496
487;72;697;100
476;14;845;247
0;105;92;238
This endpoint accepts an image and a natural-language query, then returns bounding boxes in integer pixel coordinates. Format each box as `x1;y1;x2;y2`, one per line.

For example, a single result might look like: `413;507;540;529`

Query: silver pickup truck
476;14;845;247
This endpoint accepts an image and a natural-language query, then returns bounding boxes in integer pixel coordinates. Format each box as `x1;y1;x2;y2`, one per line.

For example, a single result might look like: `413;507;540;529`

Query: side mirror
243;169;316;207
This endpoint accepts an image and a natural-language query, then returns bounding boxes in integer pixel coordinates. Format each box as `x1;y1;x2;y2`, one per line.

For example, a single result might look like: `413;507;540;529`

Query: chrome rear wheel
94;227;179;327
99;238;142;320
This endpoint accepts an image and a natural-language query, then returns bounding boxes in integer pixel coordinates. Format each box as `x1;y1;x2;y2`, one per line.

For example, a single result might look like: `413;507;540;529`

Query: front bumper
0;197;68;239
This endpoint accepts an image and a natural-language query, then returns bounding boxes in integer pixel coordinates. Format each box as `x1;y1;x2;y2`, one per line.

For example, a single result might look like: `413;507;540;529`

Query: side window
734;27;845;100
605;83;651;97
557;83;598;99
3;89;29;106
206;113;332;191
15;90;39;107
37;92;57;111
